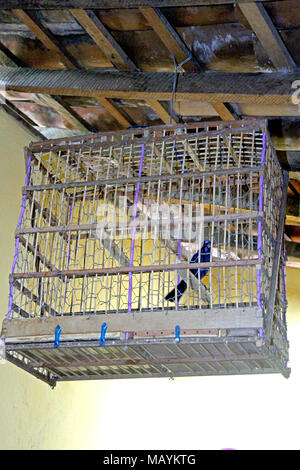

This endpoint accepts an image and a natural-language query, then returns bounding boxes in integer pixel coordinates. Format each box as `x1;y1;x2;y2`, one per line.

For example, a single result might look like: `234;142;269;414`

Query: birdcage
0;119;290;387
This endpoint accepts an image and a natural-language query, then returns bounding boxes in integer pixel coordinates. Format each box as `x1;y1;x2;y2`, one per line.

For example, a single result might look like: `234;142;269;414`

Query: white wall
0;110;299;450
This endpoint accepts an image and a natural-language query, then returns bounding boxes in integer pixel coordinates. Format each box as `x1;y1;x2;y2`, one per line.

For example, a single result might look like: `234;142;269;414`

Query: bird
165;239;211;303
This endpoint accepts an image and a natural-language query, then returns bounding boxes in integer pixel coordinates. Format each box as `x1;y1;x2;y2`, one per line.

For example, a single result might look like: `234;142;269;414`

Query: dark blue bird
165;239;211;303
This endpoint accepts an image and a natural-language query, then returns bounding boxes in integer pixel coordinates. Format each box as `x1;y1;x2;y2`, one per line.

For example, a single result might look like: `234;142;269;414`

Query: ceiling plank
70;8;178;125
1;67;298;105
139;7;202;72
0;95;45;140
0;42;47;137
0;1;276;8
238;2;296;72
13;9;81;70
70;9;138;71
32;94;96;132
12;10;133;129
96;97;131;128
0;39;94;133
211;103;236;120
0;41;26;68
145;99;174;124
139;8;236;121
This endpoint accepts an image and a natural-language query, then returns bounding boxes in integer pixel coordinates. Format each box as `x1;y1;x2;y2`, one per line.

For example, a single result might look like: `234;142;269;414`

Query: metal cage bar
1;119;290;385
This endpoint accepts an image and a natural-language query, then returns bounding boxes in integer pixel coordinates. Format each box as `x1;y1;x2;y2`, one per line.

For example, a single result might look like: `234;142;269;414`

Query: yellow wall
0;110;300;450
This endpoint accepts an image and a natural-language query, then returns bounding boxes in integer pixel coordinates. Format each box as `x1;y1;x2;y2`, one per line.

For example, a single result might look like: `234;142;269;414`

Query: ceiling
0;0;300;258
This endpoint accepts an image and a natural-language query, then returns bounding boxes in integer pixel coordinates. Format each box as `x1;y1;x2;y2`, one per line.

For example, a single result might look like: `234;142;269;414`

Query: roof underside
0;0;300;257
0;1;299;133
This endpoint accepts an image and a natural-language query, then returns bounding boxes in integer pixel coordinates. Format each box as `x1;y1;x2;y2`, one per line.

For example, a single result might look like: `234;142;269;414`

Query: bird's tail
165;279;187;303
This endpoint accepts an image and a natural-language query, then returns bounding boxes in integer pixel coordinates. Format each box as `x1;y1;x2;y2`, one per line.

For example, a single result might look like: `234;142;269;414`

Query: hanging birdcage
0;119;290;386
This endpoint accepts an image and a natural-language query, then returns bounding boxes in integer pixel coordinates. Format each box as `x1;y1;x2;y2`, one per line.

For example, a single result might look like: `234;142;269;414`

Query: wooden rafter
139;7;237;121
1;67;298;105
32;94;96;132
0;95;45;139
0;38;94;134
71;9;138;71
13;9;81;70
0;41;26;68
96;97;131;128
211;103;236;121
70;9;137;127
12;9;133;129
145;99;174;125
139;7;202;72
0;1;276;8
0;41;45;136
238;2;296;72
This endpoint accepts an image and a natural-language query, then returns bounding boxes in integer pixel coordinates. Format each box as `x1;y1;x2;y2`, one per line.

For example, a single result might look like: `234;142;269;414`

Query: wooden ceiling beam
32;94;97;132
13;9;81;70
0;95;45;140
96;97;131;128
211;103;236;121
1;67;298;105
12;10;133;129
0;38;94;133
238;2;296;72
70;9;138;71
139;7;202;72
0;41;26;68
139;8;236;121
145;99;175;125
0;1;276;9
0;42;46;138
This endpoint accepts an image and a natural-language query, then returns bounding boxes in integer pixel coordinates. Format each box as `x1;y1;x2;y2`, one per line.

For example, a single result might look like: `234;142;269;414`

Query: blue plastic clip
99;322;108;346
54;324;62;348
124;331;129;351
175;325;180;343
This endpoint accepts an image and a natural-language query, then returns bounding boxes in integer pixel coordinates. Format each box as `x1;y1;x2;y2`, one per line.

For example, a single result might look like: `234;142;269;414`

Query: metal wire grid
5;334;290;385
259;146;285;323
5;119;291;383
8;123;266;319
269;244;289;360
29;119;264;155
26;139;264;191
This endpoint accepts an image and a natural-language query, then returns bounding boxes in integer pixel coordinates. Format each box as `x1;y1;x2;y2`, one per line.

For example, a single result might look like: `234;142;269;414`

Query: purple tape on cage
257;220;262;260
67;203;73;267
257;175;263;259
256;268;262;309
7;154;32;319
63;202;74;304
256;133;267;309
282;265;287;300
259;327;264;339
128;144;145;313
124;331;129;350
282;256;287;342
177;238;181;284
257;133;267;260
282;238;287;301
261;132;267;166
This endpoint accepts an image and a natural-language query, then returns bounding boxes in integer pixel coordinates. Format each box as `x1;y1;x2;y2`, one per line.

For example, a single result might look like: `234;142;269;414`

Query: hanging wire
169;54;193;125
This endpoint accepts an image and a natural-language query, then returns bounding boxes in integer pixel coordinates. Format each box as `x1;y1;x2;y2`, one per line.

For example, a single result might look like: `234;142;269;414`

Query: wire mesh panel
1;120;290;385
